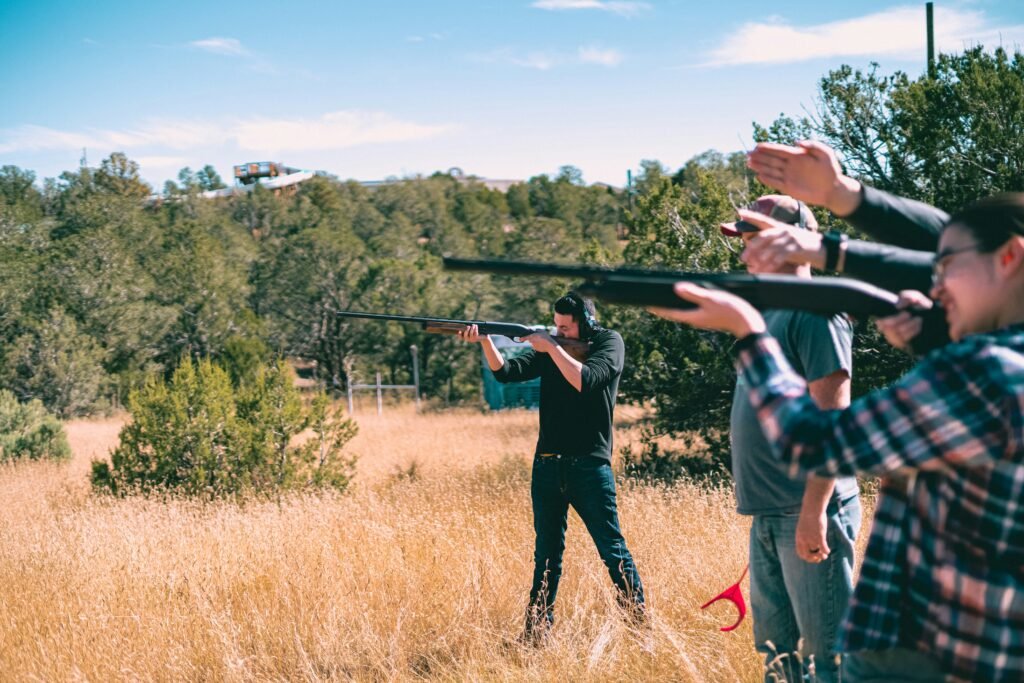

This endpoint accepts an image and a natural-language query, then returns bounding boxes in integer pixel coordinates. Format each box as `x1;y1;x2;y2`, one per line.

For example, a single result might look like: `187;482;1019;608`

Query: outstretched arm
459;324;542;382
748;141;949;251
650;283;986;478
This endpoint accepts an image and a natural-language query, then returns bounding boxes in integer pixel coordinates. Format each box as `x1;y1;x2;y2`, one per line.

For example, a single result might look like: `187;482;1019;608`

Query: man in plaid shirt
653;194;1024;682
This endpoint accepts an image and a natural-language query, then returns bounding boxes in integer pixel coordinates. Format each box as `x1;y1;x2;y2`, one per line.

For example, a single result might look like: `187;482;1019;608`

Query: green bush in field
0;389;71;461
91;357;357;496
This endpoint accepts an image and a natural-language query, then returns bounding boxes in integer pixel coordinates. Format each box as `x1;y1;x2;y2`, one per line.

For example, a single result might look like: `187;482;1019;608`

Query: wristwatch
822;232;848;272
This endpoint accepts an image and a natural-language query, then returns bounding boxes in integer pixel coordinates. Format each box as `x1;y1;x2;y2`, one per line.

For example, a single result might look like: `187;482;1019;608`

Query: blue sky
2;0;1023;189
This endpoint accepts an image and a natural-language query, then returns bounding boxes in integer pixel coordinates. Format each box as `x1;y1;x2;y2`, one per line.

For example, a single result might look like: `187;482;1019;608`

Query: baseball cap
720;195;816;237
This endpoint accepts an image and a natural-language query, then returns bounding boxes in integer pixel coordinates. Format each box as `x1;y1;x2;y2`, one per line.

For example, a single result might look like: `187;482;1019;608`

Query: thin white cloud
407;32;449;43
0;112;454;156
190;37;250;57
703;5;1024;67
513;51;559;70
472;46;623;70
578;46;623;66
531;0;650;17
185;36;316;79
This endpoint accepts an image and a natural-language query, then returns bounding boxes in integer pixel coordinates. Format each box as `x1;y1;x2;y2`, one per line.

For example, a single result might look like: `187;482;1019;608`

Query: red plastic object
700;565;749;632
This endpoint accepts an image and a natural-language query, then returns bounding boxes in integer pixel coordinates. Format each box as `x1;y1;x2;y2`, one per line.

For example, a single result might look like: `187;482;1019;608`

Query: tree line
1;46;1021;479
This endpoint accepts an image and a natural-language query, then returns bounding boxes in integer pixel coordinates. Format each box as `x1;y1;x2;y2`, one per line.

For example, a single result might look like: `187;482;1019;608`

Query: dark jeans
528;453;645;626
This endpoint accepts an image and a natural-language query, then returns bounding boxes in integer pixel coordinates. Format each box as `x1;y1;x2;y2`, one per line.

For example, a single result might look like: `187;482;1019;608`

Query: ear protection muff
579;295;598;330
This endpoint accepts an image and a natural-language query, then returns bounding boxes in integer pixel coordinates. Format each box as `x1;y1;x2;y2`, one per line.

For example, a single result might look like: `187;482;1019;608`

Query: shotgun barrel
442;257;901;317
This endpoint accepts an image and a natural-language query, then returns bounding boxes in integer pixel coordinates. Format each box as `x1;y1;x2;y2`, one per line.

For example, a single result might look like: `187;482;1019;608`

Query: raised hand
747;141;861;216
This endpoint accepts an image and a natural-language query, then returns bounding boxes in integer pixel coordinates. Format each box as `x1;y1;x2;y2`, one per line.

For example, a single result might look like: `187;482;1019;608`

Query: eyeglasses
932;243;983;287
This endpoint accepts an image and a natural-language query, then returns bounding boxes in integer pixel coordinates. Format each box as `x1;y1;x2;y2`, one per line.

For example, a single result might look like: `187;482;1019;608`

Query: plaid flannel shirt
735;325;1024;683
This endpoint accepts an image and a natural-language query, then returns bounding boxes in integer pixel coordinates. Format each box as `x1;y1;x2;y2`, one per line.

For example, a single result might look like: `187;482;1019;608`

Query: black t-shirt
492;329;624;461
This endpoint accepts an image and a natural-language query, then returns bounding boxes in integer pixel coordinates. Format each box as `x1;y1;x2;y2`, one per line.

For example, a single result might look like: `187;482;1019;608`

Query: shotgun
334;310;591;361
442;258;902;317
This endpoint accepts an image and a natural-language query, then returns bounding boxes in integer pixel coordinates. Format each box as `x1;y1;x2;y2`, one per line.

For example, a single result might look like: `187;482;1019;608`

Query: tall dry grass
0;405;854;681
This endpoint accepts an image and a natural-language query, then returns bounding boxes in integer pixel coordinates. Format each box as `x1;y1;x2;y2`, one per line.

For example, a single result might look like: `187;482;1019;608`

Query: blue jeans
750;496;861;683
528;454;644;626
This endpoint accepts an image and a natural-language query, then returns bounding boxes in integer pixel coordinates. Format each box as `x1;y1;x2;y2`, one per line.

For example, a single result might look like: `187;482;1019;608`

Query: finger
752;142;803;158
736;209;783;232
673;281;715;302
747;155;787;175
646;306;702;325
896;289;933;310
748;165;786;185
797;140;834;160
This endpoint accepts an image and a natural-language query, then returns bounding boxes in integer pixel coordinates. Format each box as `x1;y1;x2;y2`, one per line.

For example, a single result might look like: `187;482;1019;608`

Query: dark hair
945;193;1024;252
554;292;600;339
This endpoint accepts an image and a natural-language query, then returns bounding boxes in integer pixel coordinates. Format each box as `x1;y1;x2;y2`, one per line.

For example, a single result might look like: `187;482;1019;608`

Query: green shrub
4;308;110;418
0;389;71;461
91;357;357;496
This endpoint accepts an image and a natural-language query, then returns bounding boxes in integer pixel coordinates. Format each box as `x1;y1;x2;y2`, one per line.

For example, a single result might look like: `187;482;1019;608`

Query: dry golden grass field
0;404;871;682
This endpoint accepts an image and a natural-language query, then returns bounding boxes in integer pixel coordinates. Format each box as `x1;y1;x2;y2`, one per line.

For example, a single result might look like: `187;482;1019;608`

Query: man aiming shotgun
458;292;646;643
334;310;590;361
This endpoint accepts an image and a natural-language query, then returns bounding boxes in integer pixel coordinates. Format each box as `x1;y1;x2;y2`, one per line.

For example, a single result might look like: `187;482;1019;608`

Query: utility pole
626;169;634;214
926;2;936;79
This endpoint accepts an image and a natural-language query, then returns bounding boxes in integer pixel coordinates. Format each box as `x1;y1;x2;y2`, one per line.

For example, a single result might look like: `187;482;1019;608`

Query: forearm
840;241;935;292
481;337;505;372
844;185;948;252
548;345;583;391
801;475;836;517
825;175;863;218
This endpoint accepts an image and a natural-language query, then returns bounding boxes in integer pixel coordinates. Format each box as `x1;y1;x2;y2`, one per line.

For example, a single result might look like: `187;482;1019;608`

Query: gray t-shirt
731;309;858;515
